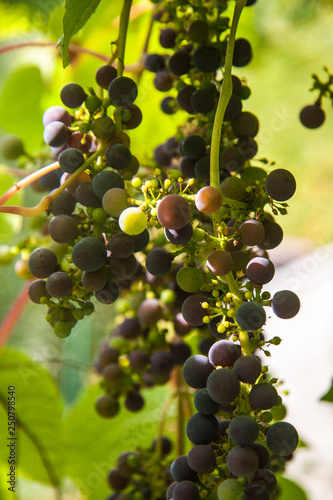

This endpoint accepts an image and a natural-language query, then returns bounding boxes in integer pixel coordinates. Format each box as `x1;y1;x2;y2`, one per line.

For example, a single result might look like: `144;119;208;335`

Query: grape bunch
0;0;305;498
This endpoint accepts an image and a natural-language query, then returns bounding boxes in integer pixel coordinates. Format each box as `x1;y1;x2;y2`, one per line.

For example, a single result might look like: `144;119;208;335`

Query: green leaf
0;349;64;488
63;383;173;499
320;378;333;402
58;0;103;68
0;66;45;152
277;477;309;500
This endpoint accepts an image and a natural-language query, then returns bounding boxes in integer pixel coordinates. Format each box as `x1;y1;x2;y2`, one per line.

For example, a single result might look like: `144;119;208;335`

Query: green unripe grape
79;123;91;134
192;228;205;242
176;266;205;293
217;479;245;500
102;188;128;217
92;208;108;224
220;176;246;201
91;116;115;140
85;95;102;113
241;167;266;186
271;404;287;421
160;289;176;304
0;135;25;159
119;207;147;235
54;321;72;338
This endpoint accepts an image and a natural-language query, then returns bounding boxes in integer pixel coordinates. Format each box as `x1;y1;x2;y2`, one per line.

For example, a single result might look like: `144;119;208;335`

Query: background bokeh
0;0;332;498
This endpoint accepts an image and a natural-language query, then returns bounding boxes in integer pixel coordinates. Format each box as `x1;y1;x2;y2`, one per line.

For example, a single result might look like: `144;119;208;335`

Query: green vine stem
210;0;247;231
117;0;133;77
0;391;62;500
224;272;243;309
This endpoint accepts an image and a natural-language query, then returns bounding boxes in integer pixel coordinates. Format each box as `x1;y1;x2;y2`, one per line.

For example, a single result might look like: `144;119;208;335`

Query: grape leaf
277;476;309;500
320;378;333;402
0;349;64;488
58;0;103;68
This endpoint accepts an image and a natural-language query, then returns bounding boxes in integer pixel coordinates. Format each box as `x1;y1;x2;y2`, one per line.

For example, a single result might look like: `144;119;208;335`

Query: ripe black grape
186;412;219;444
145;249;172;276
228;415;259;445
170;342;191;365
233;38;253;67
206;250;233;276
43;121;68;147
154;71;174;92
177;85;196;114
105;144;132;170
125;391;144;412
235;302;266;331
191;88;216;114
168;51;192;76
265;168;296;202
109;232;135;259
192;44;222;72
51;190;76;216
95;281;119;304
173;481;200;500
150;350;175;377
28;248;58;279
299;104;325;128
60;83;86;108
266;422;299;456
95;65;117;89
108;76;138;106
208;340;239;367
226;446;259;476
220;146;246;172
71;236;107;272
91;170;125;198
171;456;197;482
194;388;220;415
128;350;149;370
246;257;275;284
225;94;243;121
207;368;240;404
187;444;216;473
181;134;206;160
132;229;150;252
161;96;176;114
75;182;100;207
144;53;165;72
233;355;262;384
42;105;71;127
181;293;208;326
259;221;283;250
271;290;300;319
183;355;213;389
95;394;120;418
232;111;259;137
159;28;177;48
49;214;78;243
239;220;265;246
28;279;50;304
165;223;193;246
138;298;162;325
249;383;278;410
46;271;73;298
157;194;191;230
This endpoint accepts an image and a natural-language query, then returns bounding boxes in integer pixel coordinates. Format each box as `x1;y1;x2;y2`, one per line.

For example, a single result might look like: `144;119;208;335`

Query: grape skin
249;383;278;410
183;355;213;389
235;302;266;331
157;194;191;230
195;186;222;214
266;422;299;456
226;446;259;476
187;444;216;473
207;368;240;405
271;290;300;319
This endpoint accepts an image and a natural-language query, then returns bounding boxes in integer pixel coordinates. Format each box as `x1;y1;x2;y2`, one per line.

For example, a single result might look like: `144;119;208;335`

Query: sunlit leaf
58;0;103;68
320;379;333;403
277;476;309;500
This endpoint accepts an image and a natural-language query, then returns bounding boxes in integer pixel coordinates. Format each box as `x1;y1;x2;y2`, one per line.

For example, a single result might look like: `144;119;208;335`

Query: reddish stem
0;41;109;61
0;280;32;348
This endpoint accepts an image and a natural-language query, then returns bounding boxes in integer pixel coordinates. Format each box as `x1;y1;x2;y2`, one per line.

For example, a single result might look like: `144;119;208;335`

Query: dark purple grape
95;281;119;304
116;318;141;339
187;444;216;473
226;446;259;476
208;340;239;367
46;271;72;298
251;468;277;494
43;105;71;127
154;71;173;92
138;298;162;325
159;28;177;48
265;169;296;201
239;220;265;246
157;194;191;230
173;481;200;500
60;83;86;108
192;44;222;72
161;96;176;114
183;355;213;389
81;269;107;292
165;223;193;246
300;104;325;128
145;53;165;72
181;293;207;326
28;279;50;304
232;111;259;138
207;368;240;404
246;257;275;284
109;232;135;259
235;302;266;331
150;350;174;377
228;416;259;445
108;468;129;490
168;51;192;76
225;94;243;120
108;77;138;106
191;88;216;114
49;214;78;243
28;248;58;279
152;436;172;456
177;85;196;114
171;456;197;482
233;38;253;67
170;342;192;365
271;290;300;319
125;391;144;412
194;388;220;415
75;182;100;207
92;170;124;199
266;422;298;456
186;412;219;444
51;190;76;216
105;144;132;170
129;350;149;370
95;65;117;89
72;237;107;272
249;444;270;469
258;221;283;250
220;146;246;172
233;356;262;384
43;121;68;147
145;249;172;277
181;134;206;160
249;384;278;410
